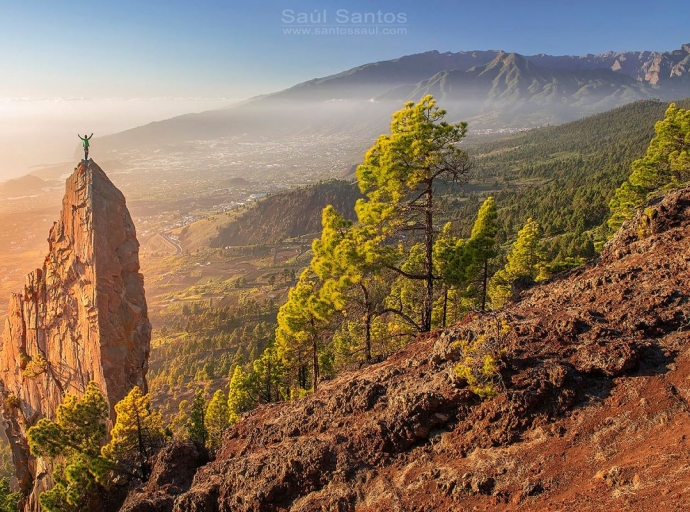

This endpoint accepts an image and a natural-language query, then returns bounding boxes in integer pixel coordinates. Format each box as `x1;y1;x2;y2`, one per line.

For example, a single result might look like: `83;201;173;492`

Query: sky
0;0;687;177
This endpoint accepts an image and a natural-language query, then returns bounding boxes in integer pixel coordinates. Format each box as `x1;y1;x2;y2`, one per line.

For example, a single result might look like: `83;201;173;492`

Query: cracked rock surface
0;161;151;511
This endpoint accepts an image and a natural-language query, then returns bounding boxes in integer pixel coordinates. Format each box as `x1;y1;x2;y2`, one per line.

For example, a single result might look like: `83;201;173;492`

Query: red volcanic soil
122;188;690;512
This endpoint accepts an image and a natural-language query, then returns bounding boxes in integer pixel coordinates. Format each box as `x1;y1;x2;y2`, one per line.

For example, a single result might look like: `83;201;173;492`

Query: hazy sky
0;0;687;178
0;0;686;99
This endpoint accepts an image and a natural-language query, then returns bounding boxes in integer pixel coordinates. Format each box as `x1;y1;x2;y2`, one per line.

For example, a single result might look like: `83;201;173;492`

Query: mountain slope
122;187;690;511
173;99;690;259
97;44;690;154
460;98;690;245
389;53;653;116
273;44;690;102
268;50;502;101
178;180;362;251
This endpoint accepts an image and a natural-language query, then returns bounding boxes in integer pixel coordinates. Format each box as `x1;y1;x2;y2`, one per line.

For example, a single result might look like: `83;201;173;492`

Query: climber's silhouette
78;133;93;161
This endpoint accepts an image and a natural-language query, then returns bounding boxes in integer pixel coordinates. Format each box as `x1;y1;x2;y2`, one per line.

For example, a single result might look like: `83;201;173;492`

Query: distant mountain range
269;43;690;102
99;44;690;153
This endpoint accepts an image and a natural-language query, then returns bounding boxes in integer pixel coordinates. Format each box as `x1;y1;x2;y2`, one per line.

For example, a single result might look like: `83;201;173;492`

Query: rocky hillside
0;161;151;511
124;187;690;511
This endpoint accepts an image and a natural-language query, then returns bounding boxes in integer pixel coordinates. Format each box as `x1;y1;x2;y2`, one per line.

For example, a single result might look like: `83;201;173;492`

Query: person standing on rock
78;133;93;161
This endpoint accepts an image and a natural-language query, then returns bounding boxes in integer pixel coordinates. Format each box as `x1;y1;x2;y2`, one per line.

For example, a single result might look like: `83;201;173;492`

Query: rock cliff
125;187;690;511
0;161;151;509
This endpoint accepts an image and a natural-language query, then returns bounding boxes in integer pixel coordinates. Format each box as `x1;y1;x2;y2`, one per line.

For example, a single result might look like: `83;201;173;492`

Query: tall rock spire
0;160;151;509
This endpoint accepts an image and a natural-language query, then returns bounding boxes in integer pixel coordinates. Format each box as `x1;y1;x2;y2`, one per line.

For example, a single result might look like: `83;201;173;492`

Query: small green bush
454;319;509;398
21;353;48;379
3;395;20;411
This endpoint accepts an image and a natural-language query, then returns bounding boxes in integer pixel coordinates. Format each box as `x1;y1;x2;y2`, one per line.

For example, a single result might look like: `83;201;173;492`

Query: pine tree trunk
361;283;372;362
442;288;448;327
423;185;434;332
481;258;488;311
312;336;319;392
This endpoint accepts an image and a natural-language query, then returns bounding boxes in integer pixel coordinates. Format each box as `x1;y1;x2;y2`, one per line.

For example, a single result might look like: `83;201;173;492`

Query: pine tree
227;365;253;423
433;222;470;326
0;478;19;512
249;344;284;404
355;95;471;331
187;388;207;448
386;243;427;333
489;218;546;307
170;399;191;439
609;103;690;231
101;386;163;481
466;197;498;311
27;382;112;512
205;390;229;452
275;269;333;394
311;206;389;362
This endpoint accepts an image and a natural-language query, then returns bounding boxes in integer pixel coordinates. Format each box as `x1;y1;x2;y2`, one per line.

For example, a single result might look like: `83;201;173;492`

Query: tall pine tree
187;388;208;448
311;206;390;362
466;197;498;311
227;365;253;423
276;269;333;394
205;390;229;452
27;382;112;512
355;95;471;331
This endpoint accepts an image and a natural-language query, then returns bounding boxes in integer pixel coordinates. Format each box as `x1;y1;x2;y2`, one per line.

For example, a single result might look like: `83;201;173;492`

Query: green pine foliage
101;386;164;481
227;365;253;424
148;296;277;400
608;103;690;231
450;98;690;260
276;269;333;395
187;389;208;448
355;95;471;332
27;382;112;512
431;223;469;328
146;97;690;438
385;242;428;333
489;218;547;307
0;478;19;512
248;343;285;403
311;206;394;362
465;196;499;311
205;390;230;452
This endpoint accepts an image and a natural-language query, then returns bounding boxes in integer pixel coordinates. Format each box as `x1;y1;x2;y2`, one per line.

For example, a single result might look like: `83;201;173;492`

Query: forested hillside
146;98;690;427
454;98;690;258
202;180;362;248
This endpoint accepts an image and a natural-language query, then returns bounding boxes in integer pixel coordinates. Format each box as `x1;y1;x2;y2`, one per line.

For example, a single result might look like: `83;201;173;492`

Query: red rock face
0;161;151;509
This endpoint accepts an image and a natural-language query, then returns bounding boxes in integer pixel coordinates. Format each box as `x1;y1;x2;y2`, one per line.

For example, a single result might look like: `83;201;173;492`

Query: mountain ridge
96;43;690;155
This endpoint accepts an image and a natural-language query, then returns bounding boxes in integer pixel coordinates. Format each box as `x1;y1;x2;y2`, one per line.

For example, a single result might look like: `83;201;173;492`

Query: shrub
2;395;20;411
21;353;48;379
454;318;509;398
